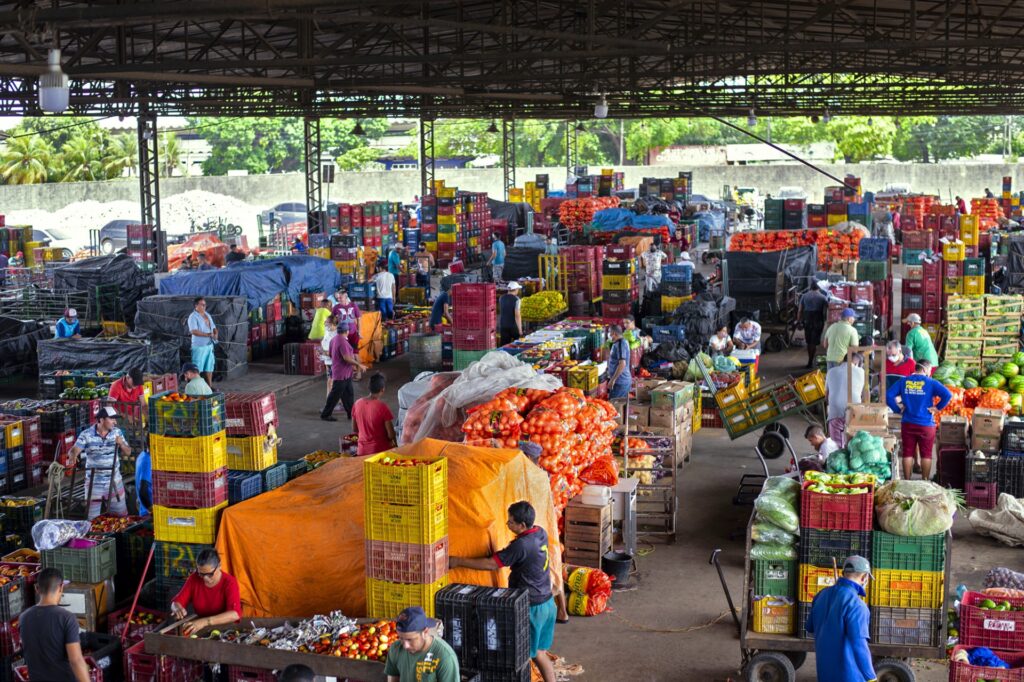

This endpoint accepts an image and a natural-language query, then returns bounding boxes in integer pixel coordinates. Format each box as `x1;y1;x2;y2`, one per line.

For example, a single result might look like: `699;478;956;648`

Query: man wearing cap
384;606;459;682
182;363;213;397
54;308;81;339
903;313;938;370
498;282;523;346
450;501;557;682
887;362;952;481
804;556;876;682
823;308;860;370
188;297;217;388
67;406;131;520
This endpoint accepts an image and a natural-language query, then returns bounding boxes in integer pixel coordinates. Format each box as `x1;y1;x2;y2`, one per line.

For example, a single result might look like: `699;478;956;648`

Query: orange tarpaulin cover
357;311;382;366
216;439;564;618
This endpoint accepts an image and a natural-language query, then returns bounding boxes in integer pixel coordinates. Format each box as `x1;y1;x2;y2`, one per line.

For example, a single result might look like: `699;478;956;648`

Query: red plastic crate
452;305;497;332
960;591;1024;651
965;482;998;509
228;666;277;682
16;656;103;682
365;537;449;584
451;282;496;310
452;329;496;351
602;302;632;318
39;429;75;460
223;392;279;437
606;244;636;260
0;618;20;656
61;398;100;427
18;416;39;446
24;443;42;467
949;645;1024;682
125;641;204;682
800;480;874;531
152;468;228;509
902;230;936;250
298;341;325;375
107;606;168;645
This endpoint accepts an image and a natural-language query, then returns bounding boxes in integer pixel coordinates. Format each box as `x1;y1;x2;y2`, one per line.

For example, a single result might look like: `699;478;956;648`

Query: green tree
0;135;52;184
335;146;384;171
159;133;181;177
60;132;106;182
822;117;897;162
103;134;138;178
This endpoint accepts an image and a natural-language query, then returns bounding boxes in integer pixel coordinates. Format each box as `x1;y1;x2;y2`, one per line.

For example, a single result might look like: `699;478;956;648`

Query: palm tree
159;133;181;177
102;134;137;178
0;136;52;184
61;133;104;182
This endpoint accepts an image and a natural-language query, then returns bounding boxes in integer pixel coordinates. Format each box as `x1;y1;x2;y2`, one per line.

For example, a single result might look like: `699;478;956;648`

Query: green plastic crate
453;349;489;371
41;536;117;583
752;559;796;598
153;540;215;581
856;260;890;282
872;531;945;573
148;391;225;437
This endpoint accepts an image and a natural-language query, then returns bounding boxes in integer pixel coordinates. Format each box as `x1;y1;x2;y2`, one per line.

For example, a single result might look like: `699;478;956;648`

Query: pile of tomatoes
160;393;195;403
90;514;147;534
299;621;398;662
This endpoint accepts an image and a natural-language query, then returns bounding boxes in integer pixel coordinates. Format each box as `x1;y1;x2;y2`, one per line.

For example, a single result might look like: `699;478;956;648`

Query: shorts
528;597;556;658
901;422;936;460
804;320;824;347
191;344;215;373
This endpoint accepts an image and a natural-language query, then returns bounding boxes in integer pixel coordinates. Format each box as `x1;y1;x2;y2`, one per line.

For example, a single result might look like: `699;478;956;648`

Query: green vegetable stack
825;431;892;481
750;477;800;634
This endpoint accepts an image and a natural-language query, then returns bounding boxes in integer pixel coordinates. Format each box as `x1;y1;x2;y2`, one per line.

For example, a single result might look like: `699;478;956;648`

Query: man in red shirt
352;373;396;456
885;340;916;378
170;549;241;636
108;369;146;405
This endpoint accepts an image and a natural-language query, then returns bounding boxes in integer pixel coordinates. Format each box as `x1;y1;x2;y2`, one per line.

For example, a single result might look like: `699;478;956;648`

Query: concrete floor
269;345;1016;682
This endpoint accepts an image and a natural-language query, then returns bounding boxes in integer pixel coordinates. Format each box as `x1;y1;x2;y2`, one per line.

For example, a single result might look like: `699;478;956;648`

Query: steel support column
502;117;516;201
565;121;579;180
304;116;323;235
137;112;165;271
420;118;435;198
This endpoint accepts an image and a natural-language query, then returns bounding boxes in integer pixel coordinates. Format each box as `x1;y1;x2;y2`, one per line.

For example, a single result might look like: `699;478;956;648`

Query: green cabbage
874;480;957;536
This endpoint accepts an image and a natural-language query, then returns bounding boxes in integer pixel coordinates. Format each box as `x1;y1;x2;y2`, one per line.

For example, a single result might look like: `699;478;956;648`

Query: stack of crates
869;531;946;646
148;391;228;607
436;584;531;682
564;245;604;303
330;234;361;277
783;198;808;230
126;224;157;269
983;295;1024;368
796;476;875;638
826;198;847;227
856;238;890;282
901;254;942;340
944;296;986;372
0;419;23;495
660;262;693;304
364;452;449;619
764;199;784;230
224;392;287;499
603;243;636;318
41;536;117;631
451;283;497;370
807;203;827;228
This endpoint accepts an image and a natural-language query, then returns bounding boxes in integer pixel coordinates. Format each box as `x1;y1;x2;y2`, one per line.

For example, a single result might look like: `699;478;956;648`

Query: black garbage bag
37;336;181;375
502;248;544;281
653;340;690;364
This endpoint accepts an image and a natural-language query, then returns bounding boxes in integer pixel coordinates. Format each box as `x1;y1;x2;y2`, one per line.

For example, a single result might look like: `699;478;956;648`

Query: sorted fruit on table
520;291;567;321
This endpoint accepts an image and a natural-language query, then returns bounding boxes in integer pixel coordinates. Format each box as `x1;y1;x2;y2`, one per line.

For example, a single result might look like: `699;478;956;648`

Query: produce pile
520;291;567;322
304;450;345;469
566;566;613;616
932;359;1020;419
59;386;109;400
727;227;866;269
90;514;147;534
750;477;800;561
874;480;959;537
194;611;398;663
558;197;620;232
804;471;876;494
826;431;892;481
462;387;620;514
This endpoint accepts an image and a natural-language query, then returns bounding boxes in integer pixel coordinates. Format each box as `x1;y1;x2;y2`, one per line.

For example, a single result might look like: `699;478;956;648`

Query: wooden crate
562;499;612;569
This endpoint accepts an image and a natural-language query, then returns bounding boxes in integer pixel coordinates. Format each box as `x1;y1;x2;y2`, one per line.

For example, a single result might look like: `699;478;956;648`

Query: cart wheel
764;334;786;353
783;651;806;671
764;422;790;440
758;431;787;460
874;658;914;682
743;652;796;682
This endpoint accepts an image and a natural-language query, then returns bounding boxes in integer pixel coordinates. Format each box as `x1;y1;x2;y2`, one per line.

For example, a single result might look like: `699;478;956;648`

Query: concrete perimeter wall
0;162;1019;212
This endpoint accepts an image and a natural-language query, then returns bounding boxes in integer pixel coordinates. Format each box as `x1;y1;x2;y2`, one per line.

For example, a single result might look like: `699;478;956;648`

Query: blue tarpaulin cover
591;209;676;236
693;210;725;241
158;256;341;310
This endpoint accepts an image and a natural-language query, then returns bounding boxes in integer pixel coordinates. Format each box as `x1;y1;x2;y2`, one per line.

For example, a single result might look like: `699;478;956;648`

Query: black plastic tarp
487;199;533;229
158;255;341;310
724;247;817;299
53;254;156;325
37;336;181;375
135;295;248;381
502;247;544;281
0;317;49;378
1006;235;1024;273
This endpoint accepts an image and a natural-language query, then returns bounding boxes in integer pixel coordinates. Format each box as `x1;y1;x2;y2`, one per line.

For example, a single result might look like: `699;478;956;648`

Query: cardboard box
972;408;1005;437
64;578;114;631
651;381;695;410
846;404;889;430
938;416;968;445
649;405;685;429
634;379;665;403
623;404;649;427
972;433;1001;453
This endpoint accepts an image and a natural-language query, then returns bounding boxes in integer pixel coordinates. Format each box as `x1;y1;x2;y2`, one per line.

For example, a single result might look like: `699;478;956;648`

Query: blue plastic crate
308;233;330;248
661;263;693;283
651;324;686;343
349;281;377;299
227;470;263;504
858;238;890;261
260;462;289;492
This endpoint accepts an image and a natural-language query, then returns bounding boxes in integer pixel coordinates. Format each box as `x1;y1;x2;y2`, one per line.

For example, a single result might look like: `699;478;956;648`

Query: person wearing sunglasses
170;549;241;637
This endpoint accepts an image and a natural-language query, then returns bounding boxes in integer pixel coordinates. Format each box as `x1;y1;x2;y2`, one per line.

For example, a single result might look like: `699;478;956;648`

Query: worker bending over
804;555;876;682
171;549;241;636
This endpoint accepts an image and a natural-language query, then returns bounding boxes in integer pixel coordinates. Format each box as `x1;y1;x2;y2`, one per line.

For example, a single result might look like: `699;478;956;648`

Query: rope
45;461;66;519
609;609;731;635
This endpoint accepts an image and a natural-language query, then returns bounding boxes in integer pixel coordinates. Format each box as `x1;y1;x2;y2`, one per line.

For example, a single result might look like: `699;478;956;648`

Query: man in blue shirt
805;555;876;682
134;449;152;515
886;362;952;481
488;238;506;283
607;324;632;399
387;245;403;278
429;283;451;331
291;237;307;253
54;308;81;339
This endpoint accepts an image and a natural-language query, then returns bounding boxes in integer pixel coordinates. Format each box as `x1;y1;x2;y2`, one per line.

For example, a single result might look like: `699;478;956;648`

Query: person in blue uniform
804;555;877;682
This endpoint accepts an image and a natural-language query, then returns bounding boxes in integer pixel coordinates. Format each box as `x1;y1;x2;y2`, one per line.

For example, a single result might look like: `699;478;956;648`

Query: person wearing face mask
804;556;876;682
885;340;916;378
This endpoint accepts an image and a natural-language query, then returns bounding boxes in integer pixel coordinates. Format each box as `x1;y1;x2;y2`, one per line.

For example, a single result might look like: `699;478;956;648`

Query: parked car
97;219;137;255
31;227;83;260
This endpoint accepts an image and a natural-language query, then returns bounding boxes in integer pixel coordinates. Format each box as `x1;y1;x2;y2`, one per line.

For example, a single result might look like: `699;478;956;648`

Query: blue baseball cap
396;606;436;633
841;307;856;319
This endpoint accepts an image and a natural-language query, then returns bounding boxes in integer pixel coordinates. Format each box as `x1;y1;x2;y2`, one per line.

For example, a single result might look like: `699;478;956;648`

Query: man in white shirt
373;269;397;321
804;424;839;465
825;353;865;447
641;244;667;293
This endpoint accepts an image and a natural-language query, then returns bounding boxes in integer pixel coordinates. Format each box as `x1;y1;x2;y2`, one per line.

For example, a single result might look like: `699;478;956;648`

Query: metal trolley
709;518;952;682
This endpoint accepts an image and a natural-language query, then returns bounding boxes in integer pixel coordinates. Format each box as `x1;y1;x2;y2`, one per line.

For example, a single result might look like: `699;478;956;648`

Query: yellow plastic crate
366;575;449;619
334;261;357;275
0;421;23;449
794;370;826;404
942;241;966;261
150;431;227;474
601;274;634;290
364;453;447;507
944;277;963;295
424;241;437;253
661;295;689;313
714;383;749;410
963;275;985;297
226;435;278;471
364;500;448;544
567;365;599;392
438;232;457;243
870;569;944;609
751;596;796;635
799;564;838;603
827;214;846;226
153;502;227;544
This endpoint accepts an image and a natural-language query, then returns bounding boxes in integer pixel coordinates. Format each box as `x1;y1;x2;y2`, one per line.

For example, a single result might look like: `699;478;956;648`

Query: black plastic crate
80;631;123;682
461;671;482;682
798;529;872;568
436;584;485;664
38;373;62;399
227;470;263;504
967;452;997;483
283;343;301;375
1003;421;1024;451
995;456;1024;498
152;575;186;611
869;606;941;647
284;459;307;480
154;541;214;582
36;404;76;433
259;462;288;492
478;667;529;682
475;587;530;673
0;497;43;535
797;602;813;639
0;575;25;621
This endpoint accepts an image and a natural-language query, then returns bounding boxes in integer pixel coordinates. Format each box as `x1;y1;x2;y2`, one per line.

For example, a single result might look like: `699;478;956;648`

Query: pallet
562;499;612;569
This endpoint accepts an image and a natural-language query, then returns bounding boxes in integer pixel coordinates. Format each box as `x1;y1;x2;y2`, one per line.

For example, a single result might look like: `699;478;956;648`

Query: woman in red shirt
170;549;241;636
351;373;396;456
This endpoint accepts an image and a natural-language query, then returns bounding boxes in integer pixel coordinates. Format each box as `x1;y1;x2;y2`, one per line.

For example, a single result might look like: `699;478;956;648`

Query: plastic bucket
601;550;634;587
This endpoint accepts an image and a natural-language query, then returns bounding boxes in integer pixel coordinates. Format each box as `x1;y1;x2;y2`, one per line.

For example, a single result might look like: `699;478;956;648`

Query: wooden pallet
563;499;612;569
